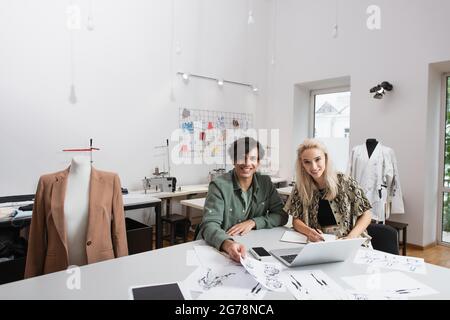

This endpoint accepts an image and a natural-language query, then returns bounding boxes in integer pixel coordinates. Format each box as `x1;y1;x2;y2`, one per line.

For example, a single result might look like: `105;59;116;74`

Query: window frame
438;73;450;246
309;86;351;138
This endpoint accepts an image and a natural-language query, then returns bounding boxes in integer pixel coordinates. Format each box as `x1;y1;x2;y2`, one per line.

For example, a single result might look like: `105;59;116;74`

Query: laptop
270;237;366;267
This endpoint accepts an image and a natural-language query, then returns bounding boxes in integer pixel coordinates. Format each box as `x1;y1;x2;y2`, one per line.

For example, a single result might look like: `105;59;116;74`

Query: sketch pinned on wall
182;108;191;119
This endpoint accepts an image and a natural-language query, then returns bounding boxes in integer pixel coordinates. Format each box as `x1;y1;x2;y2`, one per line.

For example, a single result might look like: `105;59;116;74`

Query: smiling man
196;137;288;262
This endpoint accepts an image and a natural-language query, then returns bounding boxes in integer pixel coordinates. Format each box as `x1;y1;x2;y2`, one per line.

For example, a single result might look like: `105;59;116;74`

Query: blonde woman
284;139;372;244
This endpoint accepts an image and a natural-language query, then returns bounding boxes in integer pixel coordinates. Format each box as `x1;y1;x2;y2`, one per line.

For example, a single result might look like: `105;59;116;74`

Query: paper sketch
196;281;268;300
280;230;308;244
353;249;426;274
181;266;267;300
193;245;239;269
341;271;438;298
345;290;407;300
240;256;285;292
198;268;236;290
280;230;337;244
283;270;348;300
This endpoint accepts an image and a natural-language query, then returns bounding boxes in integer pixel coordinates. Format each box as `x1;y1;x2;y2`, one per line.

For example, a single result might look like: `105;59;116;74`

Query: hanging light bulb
248;10;255;24
181;73;189;83
86;0;94;31
87;14;94;31
175;42;182;55
332;23;338;38
332;0;338;38
170;86;175;101
251;85;259;94
69;84;77;104
217;79;224;87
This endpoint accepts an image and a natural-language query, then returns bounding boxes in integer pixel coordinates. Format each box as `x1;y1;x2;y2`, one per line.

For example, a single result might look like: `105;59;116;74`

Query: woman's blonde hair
295;139;339;210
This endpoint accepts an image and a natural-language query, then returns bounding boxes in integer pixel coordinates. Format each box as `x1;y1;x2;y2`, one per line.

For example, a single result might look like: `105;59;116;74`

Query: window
310;88;351;172
440;74;450;244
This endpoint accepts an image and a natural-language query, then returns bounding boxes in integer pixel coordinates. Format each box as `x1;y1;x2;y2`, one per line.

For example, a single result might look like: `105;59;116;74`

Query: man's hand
307;227;325;242
226;219;256;236
221;240;246;262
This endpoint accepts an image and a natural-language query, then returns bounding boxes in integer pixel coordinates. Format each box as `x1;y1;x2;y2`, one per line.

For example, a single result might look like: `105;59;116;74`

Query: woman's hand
307;227;325;242
226;219;256;236
339;234;356;240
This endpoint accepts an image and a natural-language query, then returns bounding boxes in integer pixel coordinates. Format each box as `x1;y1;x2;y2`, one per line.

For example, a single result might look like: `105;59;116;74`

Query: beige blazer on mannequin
25;167;128;278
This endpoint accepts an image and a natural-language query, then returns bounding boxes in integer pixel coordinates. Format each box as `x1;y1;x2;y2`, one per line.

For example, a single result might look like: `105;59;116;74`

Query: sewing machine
143;176;177;193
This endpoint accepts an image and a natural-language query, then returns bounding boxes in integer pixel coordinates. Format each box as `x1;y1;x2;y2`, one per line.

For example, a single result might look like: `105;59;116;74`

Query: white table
135;184;209;199
121;195;164;249
277;186;293;196
0;227;448;299
270;177;288;188
180;198;206;211
130;184;209;219
122;194;161;206
0;195;164;249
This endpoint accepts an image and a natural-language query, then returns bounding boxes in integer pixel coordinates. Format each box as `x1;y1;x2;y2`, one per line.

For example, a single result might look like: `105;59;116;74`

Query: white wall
0;0;271;196
2;0;449;247
267;0;450;246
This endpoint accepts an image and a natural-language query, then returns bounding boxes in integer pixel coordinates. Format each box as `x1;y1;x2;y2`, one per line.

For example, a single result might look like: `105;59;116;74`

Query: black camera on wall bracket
370;81;393;99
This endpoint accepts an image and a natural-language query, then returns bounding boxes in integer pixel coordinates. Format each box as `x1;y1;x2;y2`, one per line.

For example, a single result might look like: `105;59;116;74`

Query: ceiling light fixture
181;73;189;82
177;71;258;94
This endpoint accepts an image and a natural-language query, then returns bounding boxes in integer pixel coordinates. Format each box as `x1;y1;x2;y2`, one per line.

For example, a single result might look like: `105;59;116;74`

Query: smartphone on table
249;247;272;260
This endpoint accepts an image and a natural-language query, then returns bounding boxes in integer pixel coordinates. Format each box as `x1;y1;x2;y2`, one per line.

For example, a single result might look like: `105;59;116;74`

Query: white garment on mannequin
64;155;91;266
347;143;404;222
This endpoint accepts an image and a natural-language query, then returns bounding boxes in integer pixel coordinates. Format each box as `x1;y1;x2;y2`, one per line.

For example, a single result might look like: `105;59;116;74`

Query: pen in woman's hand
315;228;325;241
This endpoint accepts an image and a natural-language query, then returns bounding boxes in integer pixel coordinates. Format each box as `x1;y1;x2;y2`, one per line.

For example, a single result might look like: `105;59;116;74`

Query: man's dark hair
228;137;265;164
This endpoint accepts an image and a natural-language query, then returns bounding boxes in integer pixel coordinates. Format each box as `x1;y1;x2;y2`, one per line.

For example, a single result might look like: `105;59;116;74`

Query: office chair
367;223;400;255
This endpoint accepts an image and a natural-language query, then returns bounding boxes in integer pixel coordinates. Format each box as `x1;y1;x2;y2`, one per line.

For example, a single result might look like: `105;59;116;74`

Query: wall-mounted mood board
178;108;253;165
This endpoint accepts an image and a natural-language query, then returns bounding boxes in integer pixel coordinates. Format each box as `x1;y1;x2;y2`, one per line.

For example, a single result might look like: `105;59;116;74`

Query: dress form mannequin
64;155;91;266
365;138;378;159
